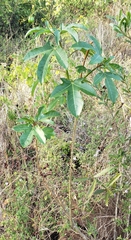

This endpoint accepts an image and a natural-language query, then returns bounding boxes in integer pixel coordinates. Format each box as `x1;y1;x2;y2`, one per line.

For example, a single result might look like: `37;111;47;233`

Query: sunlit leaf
33;126;46;144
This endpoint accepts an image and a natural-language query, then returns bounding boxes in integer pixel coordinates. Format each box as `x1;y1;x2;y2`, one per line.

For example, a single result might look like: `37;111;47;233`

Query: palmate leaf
33;126;46;144
20;126;34;148
67;85;84;117
74;79;97;96
51;78;97;117
54;47;68;69
24;42;53;61
37;50;54;83
105;78;118;103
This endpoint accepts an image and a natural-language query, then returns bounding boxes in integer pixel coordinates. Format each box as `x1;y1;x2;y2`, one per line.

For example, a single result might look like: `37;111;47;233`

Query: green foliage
13;106;58;147
1;177;34;239
109;10;131;43
12;20;125;155
13;21;123;146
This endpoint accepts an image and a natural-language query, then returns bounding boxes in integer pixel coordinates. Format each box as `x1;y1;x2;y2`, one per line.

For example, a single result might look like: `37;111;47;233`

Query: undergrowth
0;3;131;240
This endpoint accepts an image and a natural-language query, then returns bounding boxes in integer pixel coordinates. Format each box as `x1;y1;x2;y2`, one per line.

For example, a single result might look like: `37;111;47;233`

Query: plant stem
84;63;102;79
66;69;70;79
69;117;77;227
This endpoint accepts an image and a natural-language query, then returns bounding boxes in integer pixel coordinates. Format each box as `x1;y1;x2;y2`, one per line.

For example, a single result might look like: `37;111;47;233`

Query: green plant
109;10;131;43
1;177;34;240
13;20;124;238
